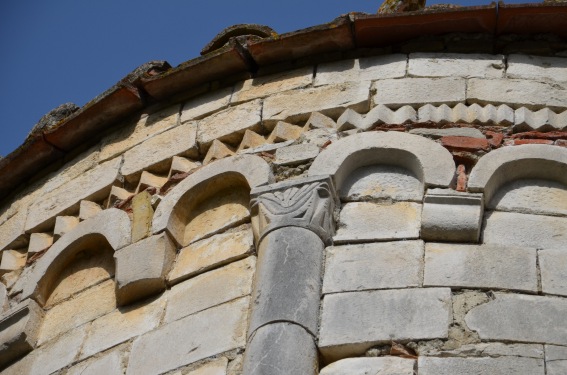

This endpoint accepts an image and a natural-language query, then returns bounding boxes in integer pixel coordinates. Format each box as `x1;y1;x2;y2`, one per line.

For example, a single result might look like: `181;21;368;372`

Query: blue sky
0;0;531;156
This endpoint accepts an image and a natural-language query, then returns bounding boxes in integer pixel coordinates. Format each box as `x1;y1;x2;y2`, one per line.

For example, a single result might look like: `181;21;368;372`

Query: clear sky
0;0;533;156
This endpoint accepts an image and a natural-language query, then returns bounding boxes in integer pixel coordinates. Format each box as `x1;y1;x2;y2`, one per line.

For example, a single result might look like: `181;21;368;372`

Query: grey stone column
242;176;337;375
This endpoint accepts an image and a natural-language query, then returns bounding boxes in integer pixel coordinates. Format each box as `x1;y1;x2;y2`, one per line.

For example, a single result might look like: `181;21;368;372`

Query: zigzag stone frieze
514;107;567;132
417;103;514;125
336;105;417;131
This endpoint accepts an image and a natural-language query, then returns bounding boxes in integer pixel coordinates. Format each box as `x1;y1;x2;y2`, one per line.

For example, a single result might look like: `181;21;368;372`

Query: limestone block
38;279;116;345
466;293;567;345
340;165;423;202
409;53;504;78
100;104;180;161
418;357;544;375
232;67;313;103
420;342;544;358
320;357;415;375
266;121;304;143
187;357;228;375
274;143;319;166
181;87;232;122
68;347;124;375
107;185;131;208
53;216;79;239
314;55;407;86
28;233;53;256
299;128;339;148
507;54;567;82
131;191;154;243
242;323;318;375
337;105;417;131
373;78;466;108
322;241;423;294
197;99;262;149
203;140;236;165
483;211;567;249
122;121;198;180
168;228;254;285
319;288;451;360
25;157;122;232
169;156;200;177
240;140;294;154
421;189;483;243
424;243;537;292
78;200;102;221
263;82;371;127
410;127;485;139
165;257;255;323
467;78;567;110
0;299;43;369
305;111;336;129
114;233;175;306
248;228;324;337
334;202;421;244
80;296;165;359
0;250;27;273
546;345;567;375
539;248;567;296
514;107;567;132
126;297;249;375
0;283;7;312
0;209;27;252
236;130;267;152
136;171;168;192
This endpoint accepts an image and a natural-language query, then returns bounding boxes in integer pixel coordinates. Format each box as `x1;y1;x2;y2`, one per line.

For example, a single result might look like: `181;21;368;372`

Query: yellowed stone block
131;191;154;243
203;140;236;165
53;216;80;239
0;249;26;273
78;200;102;221
266;121;304;143
237;130;267;152
169;156;201;177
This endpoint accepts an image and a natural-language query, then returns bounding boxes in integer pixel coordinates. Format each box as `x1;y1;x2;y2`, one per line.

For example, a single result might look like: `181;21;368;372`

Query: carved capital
250;176;338;244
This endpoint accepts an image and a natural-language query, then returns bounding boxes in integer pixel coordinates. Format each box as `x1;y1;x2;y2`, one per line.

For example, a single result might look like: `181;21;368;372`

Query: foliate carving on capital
250;176;338;244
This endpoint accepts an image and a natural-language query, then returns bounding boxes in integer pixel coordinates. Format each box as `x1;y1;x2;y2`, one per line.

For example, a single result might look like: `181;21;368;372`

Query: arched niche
21;208;131;305
468;144;567;205
308;132;455;198
152;155;273;247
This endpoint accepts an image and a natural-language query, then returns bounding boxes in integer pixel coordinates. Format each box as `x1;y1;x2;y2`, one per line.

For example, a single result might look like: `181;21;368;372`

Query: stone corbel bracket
421;188;484;243
250;175;339;246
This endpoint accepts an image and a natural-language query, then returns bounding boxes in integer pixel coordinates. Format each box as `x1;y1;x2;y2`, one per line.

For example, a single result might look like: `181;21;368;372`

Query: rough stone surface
546;345;567;375
409;127;485;139
334;202;421;243
424;243;537;292
68;346;124;375
53;215;79;239
181;87;232;122
114;233;175;306
29;325;88;375
165;256;255;323
78;200;102;221
0;282;7;311
242;323;318;375
168;227;254;285
263;82;371;126
322;241;424;294
131;191;154;243
197;99;262;149
320;357;416;375
248;228;324;337
420;342;544;358
232;67;312;103
507;54;567;83
466;293;567;345
186;357;228;375
373;78;466;108
538;248;567;296
121;121;198;178
0;209;27;251
0;250;26;272
418;356;544;375
482;211;567;249
0;300;43;368
314;55;407;86
319;288;451;360
274;143;319;166
126;297;249;375
80;296;165;359
409;53;504;78
467;78;567;110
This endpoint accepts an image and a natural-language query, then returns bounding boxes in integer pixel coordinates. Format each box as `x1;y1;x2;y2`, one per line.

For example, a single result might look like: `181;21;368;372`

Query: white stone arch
21;208;131;305
152;154;273;247
468;144;567;205
308;131;455;195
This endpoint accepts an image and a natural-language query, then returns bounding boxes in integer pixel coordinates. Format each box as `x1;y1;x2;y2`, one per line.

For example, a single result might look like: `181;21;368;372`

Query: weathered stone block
483;211;567;249
410;127;485;139
131;191;154;243
334;202;421;244
420;342;544;358
68;346;124;375
418;356;544;375
232;67;313;103
466;293;567;345
424;243;537;292
181;87;232;122
0;300;43;369
539;248;567;297
53;216;79;239
203;140;235;165
373;78;466;108
409;53;504;78
0;250;26;273
31;325;87;375
243;323;318;375
186;357;228;375
126;297;249;375
319;288;451;360
546;345;567;375
263;82;371;127
507;54;567;83
168;156;200;177
0;282;7;312
421;189;483;243
165;257;255;323
80;296;165;359
114;233;175;306
274;143;319;166
236;130;267;152
320;357;415;375
78;200;102;221
314;55;406;86
0;210;27;252
323;241;424;294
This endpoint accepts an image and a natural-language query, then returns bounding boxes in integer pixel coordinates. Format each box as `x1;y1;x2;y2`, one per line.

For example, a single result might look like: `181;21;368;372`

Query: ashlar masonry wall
0;50;566;375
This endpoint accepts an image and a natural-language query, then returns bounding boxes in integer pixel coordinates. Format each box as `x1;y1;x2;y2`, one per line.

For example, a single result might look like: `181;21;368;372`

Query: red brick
485;131;504;148
441;136;489;152
456;164;467;192
511;131;567;140
513;139;554;145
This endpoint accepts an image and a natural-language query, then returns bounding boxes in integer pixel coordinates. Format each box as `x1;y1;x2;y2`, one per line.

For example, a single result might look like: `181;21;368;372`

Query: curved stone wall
0;49;566;375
